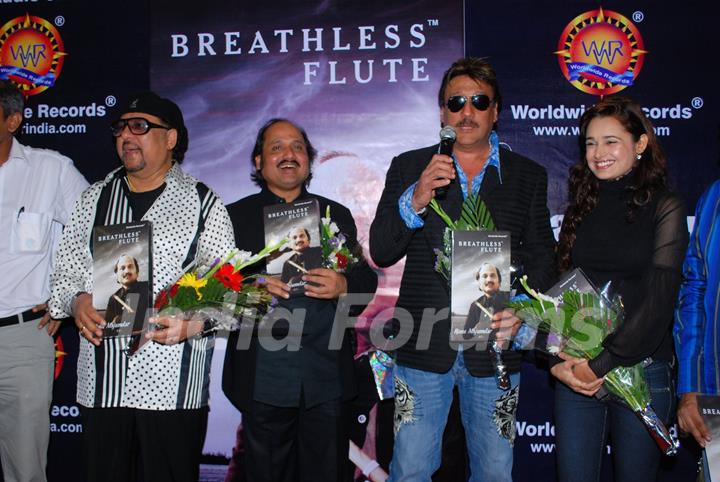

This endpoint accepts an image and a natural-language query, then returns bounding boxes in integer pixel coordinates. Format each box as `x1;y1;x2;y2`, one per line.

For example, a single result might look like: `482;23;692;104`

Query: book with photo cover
450;230;511;344
92;221;152;339
263;198;322;297
698;395;720;481
545;267;597;298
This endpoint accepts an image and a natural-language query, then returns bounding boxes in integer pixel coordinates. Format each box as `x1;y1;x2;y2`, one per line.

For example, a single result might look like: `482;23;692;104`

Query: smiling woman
584;115;647;181
552;97;689;482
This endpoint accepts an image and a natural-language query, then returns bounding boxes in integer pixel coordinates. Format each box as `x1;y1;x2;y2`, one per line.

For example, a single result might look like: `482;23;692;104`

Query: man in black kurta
222;118;377;482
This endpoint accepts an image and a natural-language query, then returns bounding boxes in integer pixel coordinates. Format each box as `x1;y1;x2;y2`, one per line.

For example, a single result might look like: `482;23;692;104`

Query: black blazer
369;145;555;375
222;187;378;410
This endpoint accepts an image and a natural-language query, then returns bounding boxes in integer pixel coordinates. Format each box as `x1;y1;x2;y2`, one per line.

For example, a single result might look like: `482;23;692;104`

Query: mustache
455;119;479;128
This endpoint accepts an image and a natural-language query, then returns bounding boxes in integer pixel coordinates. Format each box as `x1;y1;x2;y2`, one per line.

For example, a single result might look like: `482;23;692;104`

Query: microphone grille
439;126;456;141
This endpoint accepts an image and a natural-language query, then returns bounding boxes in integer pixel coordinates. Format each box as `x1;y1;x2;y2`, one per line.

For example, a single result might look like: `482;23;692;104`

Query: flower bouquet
320;205;360;272
154;241;287;332
510;271;679;455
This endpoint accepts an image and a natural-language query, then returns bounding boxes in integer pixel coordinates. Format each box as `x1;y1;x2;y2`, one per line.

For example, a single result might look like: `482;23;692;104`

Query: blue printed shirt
674;180;720;395
398;131;502;228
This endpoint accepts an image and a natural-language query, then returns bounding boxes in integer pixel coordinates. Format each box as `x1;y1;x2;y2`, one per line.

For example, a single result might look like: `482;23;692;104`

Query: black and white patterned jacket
50;163;235;410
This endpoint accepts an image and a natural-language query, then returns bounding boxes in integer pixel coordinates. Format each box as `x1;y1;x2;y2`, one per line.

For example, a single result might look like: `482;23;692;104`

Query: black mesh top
571;174;689;377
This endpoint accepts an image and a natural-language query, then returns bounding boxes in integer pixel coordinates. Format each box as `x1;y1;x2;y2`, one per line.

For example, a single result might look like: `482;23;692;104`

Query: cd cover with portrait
263;199;322;296
450;230;511;344
545;267;597;298
698;395;720;480
91;221;152;338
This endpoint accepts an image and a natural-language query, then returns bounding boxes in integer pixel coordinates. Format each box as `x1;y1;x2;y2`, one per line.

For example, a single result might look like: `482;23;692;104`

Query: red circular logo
0;14;66;96
555;8;646;96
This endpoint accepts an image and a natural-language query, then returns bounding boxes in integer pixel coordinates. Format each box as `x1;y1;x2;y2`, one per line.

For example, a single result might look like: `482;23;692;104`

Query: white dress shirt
0;138;88;317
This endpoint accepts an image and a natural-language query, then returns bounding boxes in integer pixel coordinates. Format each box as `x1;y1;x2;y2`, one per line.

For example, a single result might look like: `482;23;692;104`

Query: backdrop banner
0;0;715;481
150;0;463;479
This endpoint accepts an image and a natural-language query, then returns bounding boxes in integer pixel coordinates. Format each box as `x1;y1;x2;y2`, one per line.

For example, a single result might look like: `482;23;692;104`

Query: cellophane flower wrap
154;241;286;330
320;205;360;272
510;273;679;455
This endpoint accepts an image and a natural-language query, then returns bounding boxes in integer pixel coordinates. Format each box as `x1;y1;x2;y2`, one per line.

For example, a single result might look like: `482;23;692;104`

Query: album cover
545;267;597;298
263;198;322;296
92;221;152;338
450;230;511;344
698;395;720;481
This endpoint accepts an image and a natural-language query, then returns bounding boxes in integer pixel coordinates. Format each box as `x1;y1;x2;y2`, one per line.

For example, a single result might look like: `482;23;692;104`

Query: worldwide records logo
555;7;647;96
0;14;67;96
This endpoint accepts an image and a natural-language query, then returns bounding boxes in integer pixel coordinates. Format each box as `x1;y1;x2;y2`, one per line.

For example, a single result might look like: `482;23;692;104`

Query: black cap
119;91;189;163
120;91;184;131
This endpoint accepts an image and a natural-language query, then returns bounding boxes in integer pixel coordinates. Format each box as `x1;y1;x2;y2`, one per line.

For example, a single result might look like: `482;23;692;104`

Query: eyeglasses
111;117;170;137
446;94;494;113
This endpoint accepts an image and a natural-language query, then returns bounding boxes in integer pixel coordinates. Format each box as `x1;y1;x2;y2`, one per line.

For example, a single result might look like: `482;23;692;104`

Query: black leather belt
0;308;44;328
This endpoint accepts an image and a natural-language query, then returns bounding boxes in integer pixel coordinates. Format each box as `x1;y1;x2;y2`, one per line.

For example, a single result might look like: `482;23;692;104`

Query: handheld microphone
434;126;456;198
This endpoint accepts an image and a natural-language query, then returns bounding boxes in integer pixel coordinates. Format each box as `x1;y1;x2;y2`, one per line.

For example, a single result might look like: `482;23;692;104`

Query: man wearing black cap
50;91;235;482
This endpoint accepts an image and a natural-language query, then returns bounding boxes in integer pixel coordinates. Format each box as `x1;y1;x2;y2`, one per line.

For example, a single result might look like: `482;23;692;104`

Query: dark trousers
81;406;209;482
554;361;675;482
242;397;348;482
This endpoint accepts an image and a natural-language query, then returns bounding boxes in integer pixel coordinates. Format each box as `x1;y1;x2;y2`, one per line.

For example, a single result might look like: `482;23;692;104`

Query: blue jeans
389;352;520;482
554;360;675;482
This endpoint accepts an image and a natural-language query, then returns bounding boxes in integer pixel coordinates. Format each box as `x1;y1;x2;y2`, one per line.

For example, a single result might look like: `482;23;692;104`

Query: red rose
336;253;348;270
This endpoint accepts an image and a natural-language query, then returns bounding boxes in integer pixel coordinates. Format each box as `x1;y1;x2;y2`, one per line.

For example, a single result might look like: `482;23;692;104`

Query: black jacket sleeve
369;153;421;267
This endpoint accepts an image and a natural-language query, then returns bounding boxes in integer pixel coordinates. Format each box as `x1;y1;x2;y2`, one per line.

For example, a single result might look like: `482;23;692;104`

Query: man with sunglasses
50;92;235;482
370;57;555;481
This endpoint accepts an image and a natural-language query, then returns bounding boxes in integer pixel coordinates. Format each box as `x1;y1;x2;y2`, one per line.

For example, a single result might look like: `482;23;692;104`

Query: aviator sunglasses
446;94;493;113
111;117;171;137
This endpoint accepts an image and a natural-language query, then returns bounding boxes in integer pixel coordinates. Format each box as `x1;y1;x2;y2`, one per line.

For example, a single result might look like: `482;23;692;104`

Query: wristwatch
193;318;216;340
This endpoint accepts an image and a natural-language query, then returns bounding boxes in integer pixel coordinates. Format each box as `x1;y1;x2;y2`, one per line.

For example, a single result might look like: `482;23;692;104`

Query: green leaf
428;199;456;229
428;193;494;231
456;193;496;231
